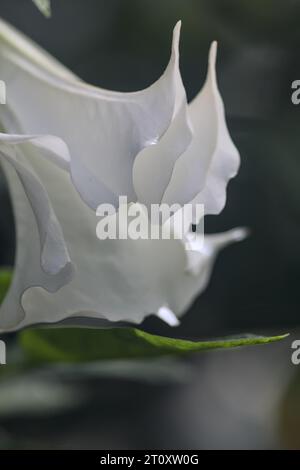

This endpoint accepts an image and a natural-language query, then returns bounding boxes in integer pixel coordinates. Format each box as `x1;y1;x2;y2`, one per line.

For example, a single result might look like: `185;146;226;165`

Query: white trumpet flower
0;18;244;331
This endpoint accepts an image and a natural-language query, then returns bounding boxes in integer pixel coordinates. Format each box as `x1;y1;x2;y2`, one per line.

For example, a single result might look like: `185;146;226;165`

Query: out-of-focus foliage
280;368;300;449
0;269;12;305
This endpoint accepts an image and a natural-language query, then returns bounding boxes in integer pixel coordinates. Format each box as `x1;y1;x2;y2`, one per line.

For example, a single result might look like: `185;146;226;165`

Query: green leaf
32;0;51;18
20;327;289;363
0;268;12;305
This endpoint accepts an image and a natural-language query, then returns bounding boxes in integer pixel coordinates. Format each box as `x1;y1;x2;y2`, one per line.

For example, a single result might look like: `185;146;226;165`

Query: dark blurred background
0;0;300;450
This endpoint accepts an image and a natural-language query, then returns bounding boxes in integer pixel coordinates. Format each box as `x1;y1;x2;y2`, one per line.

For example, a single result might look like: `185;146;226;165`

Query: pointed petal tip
209;41;218;67
207;227;249;253
216;227;249;247
174;20;182;32
157;306;180;327
172;21;182;54
231;227;250;242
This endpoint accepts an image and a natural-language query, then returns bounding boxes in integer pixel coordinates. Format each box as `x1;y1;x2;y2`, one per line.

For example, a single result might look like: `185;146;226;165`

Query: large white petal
0;22;244;332
0;134;74;330
0;146;182;330
0;137;244;331
132;58;193;207
0;18;183;210
162;42;240;219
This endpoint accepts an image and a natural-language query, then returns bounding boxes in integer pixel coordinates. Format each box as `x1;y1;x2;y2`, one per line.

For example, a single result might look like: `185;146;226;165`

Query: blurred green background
0;0;300;450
